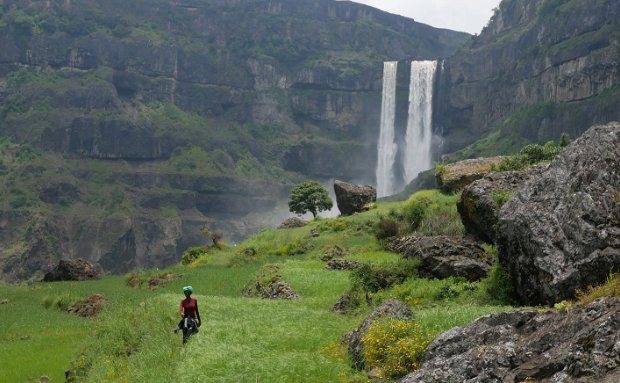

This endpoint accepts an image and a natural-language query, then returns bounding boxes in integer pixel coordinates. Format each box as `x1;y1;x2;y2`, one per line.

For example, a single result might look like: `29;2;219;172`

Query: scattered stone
326;259;362;270
320;245;348;261
390;236;492;281
68;294;106;318
126;273;142;288
497;122;620;305
42;258;100;282
1;299;9;304
310;229;319;237
278;217;306;229
332;293;357;315
146;273;183;290
242;265;300;300
20;336;31;340
397;298;620;383
343;300;414;370
259;280;300;300
39;375;50;382
436;156;505;193
334;180;376;216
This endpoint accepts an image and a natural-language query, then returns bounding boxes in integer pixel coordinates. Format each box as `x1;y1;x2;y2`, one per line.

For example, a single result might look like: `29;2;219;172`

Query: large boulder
436;156;505;193
42;258;100;282
457;167;544;244
334;180;376;215
398;298;620;383
390;236;493;281
497;122;620;305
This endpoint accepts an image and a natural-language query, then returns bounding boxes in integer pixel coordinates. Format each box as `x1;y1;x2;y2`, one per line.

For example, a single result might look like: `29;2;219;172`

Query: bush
403;196;431;231
483;261;519;305
362;319;431;379
375;217;401;241
181;246;206;265
350;260;419;294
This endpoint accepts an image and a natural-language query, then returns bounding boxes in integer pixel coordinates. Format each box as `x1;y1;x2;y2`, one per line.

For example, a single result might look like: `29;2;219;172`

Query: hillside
0;0;468;281
0;190;514;382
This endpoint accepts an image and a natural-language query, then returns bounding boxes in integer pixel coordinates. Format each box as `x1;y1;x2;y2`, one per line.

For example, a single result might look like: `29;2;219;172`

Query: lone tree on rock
288;181;333;218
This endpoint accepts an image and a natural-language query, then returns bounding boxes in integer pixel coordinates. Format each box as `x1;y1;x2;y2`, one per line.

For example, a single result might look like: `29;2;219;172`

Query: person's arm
179;301;184;319
195;300;201;326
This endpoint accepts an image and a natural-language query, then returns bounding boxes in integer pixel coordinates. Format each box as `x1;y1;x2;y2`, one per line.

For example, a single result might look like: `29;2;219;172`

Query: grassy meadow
1;190;518;382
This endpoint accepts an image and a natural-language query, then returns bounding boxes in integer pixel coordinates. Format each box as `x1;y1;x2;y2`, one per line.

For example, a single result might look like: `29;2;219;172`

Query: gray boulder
42;258;100;282
497;122;620;305
334;180;376;215
390;236;492;281
398;298;620;383
436;156;505;193
457;167;544;244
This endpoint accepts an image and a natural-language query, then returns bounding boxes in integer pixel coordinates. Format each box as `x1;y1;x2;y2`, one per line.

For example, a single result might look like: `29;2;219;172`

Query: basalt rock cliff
436;0;620;157
0;0;468;280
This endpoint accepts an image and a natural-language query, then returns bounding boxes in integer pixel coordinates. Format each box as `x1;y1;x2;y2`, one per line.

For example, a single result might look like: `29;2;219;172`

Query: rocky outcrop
398;298;620;383
343;299;414;370
436;157;505;193
42;258;100;282
437;0;620;155
497;123;620;305
333;180;377;215
390;236;493;281
457;167;544;243
325;259;361;270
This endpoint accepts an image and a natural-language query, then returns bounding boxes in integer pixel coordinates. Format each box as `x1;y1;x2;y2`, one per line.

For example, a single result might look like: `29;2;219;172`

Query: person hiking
175;285;201;344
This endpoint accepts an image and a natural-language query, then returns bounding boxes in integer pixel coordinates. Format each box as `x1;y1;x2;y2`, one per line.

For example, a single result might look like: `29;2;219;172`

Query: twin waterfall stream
376;60;438;198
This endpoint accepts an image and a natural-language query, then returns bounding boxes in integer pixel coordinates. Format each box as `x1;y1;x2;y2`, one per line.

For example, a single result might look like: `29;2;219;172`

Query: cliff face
436;0;620;155
0;0;468;280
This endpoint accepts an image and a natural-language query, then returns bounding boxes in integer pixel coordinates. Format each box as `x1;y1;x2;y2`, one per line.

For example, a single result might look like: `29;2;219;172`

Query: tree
288;181;333;218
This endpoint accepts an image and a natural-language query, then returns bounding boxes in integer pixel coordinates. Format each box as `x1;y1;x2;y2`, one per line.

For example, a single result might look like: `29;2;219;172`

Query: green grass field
0;190;518;382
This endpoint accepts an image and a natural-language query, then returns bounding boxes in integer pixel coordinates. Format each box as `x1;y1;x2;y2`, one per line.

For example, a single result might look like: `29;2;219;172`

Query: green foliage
42;293;77;312
492;139;564;171
181;246;207;265
403;196;431;230
374;217;401;241
273;239;312;256
577;271;620;304
350;260;419;294
362;318;431;379
288;181;333;218
483;261;519;305
491;189;513;208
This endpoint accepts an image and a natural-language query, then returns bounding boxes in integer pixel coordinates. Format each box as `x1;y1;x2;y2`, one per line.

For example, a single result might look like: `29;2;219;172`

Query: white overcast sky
349;0;502;34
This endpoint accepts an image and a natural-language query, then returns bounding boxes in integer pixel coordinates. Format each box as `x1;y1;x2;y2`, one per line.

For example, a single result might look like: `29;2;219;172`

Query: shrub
577;271;620;304
375;217;401;241
362;319;431;379
403;196;431;231
483;261;519;305
181;246;206;265
273;239;312;256
350;260;419;294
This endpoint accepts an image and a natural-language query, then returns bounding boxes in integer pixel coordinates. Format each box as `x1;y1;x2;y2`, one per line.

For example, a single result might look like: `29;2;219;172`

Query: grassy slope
0;192;514;382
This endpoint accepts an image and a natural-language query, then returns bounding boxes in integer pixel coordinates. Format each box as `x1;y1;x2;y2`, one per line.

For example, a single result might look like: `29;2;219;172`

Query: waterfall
376;61;398;198
403;60;437;186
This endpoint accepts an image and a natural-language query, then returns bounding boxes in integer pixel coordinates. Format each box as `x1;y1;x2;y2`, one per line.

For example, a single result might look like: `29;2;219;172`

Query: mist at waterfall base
376;60;440;198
